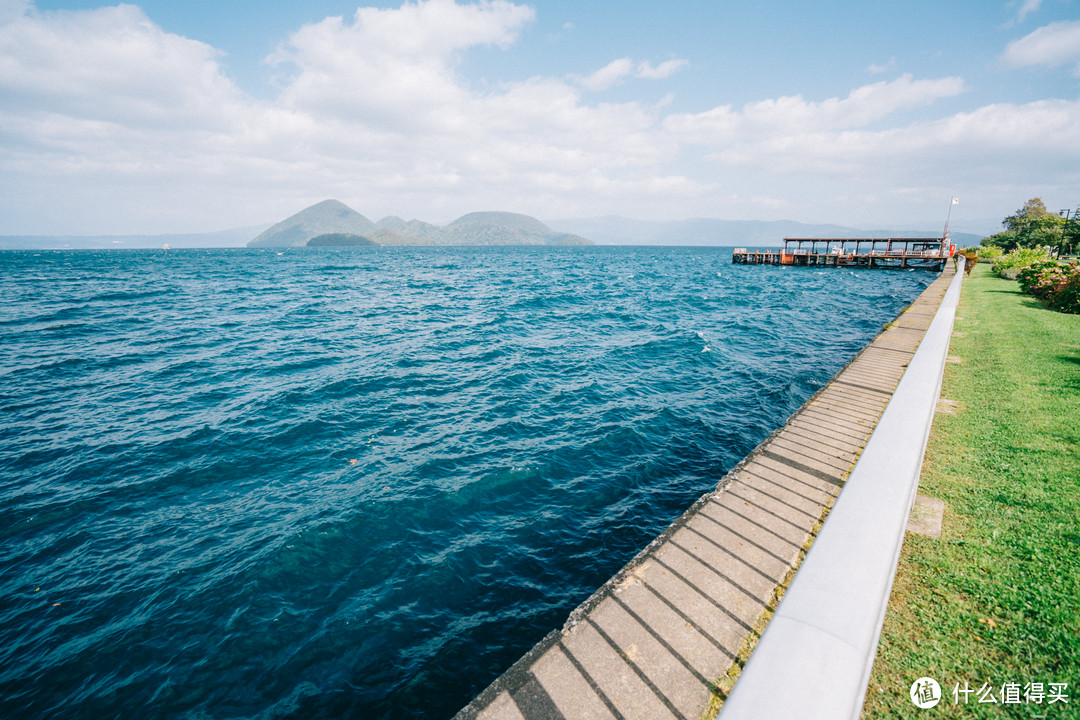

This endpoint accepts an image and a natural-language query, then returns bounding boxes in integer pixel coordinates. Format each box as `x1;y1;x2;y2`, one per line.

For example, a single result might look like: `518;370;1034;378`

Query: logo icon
910;677;941;709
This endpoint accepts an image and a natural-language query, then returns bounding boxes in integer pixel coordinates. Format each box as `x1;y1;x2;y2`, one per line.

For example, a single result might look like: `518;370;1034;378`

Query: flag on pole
952;197;959;205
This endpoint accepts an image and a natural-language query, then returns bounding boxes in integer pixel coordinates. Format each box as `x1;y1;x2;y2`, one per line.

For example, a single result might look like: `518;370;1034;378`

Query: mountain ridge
246;201;591;247
248;200;377;247
547;215;983;248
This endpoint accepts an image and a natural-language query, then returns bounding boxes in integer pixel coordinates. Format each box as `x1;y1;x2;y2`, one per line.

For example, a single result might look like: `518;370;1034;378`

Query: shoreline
455;261;959;720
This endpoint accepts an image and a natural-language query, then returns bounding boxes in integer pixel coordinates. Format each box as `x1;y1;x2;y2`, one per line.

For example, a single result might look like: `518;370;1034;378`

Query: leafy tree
981;230;1021;251
1001;197;1065;249
1062;207;1080;256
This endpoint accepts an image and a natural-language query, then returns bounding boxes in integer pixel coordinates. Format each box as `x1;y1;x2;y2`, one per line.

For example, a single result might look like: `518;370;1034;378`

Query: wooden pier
733;237;952;270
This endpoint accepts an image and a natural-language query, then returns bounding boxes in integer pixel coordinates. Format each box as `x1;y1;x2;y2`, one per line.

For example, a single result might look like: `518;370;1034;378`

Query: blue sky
3;0;1079;235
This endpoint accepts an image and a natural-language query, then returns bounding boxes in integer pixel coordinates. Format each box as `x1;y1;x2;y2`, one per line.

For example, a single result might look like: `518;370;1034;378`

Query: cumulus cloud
664;74;966;144
0;3;245;128
664;77;1079;183
268;0;534;128
1001;20;1080;76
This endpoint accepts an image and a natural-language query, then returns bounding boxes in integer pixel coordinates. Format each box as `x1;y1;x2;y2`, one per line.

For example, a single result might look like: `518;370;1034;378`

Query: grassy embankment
862;263;1080;718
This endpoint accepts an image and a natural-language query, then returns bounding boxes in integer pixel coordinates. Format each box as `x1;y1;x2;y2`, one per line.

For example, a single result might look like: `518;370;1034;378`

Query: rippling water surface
0;246;933;718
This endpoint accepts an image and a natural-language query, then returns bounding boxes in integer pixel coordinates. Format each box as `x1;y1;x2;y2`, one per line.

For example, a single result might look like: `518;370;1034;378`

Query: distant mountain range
248;200;591;247
0;226;264;250
0;202;987;250
546;215;983;248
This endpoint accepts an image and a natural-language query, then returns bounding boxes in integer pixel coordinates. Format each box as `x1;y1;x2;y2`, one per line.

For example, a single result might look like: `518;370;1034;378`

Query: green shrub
1048;272;1080;314
1017;261;1067;299
991;246;1052;277
977;246;1003;260
1015;260;1080;314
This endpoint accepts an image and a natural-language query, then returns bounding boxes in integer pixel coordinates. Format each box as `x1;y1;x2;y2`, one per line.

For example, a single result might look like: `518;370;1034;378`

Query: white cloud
1015;0;1042;23
636;58;689;80
667;89;1080;182
578;57;635;91
1001;20;1080;76
269;0;535;128
0;3;246;129
577;56;689;90
664;74;966;144
867;58;897;74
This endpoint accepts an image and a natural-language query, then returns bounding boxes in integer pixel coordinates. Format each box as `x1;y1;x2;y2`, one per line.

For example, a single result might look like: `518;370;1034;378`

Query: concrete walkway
455;263;957;720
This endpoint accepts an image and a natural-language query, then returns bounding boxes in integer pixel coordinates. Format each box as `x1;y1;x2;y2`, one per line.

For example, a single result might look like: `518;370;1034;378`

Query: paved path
455;264;957;720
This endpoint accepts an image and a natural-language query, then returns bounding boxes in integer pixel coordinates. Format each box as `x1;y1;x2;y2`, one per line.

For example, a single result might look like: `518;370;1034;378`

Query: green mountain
395;219;444;243
306;233;377;246
375;216;407;230
248;200;376;247
439;212;589;246
369;228;437;246
248;202;592;247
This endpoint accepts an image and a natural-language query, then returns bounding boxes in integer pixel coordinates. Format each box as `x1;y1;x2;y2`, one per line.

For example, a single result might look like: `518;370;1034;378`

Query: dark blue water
0;246;932;718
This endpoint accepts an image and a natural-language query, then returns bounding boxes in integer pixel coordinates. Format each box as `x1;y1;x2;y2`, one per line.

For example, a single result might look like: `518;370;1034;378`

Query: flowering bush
1015;260;1080;314
1048;271;1080;314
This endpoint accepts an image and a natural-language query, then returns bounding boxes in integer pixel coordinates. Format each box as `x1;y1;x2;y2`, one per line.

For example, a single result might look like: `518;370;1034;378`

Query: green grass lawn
862;263;1080;718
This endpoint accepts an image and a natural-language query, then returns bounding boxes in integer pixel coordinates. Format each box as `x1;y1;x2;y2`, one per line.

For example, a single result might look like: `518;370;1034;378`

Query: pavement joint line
673;526;780;587
800;399;882;421
725;485;821;530
817;383;894;405
862;344;916;354
609;593;714;688
804;392;886;414
806;397;884;419
584;615;689;720
768;437;854;473
555;640;626;720
730;470;832;517
830;371;901;384
722;488;817;535
758;450;844;487
704;499;806;553
745;460;844;501
822;384;885;399
777;426;865;456
786;416;867;444
661;541;770;611
737;466;833;506
830;375;900;390
649;553;757;634
842;365;907;377
689;510;793;569
640;580;739;661
795;409;875;435
815;385;891;406
772;439;865;474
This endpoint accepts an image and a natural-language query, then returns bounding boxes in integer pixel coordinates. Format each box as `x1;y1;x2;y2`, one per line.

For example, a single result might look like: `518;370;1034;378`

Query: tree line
982;198;1079;256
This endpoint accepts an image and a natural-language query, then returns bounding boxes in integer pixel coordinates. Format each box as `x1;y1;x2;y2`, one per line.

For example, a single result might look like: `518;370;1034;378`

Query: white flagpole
944;197;958;239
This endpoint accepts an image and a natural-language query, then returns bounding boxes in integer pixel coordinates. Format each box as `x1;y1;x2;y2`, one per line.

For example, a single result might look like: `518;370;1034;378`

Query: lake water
0;246;933;718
